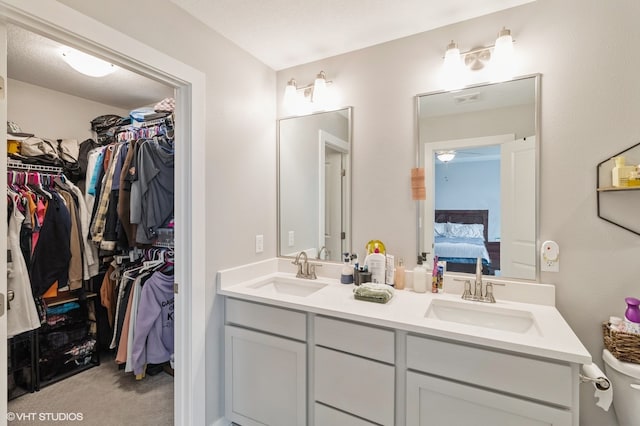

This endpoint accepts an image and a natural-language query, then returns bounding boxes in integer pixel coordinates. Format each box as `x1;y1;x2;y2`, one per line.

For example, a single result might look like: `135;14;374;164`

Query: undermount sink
249;276;327;297
425;299;541;336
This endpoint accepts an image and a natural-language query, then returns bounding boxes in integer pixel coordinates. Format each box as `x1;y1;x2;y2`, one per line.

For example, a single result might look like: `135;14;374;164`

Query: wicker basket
602;322;640;364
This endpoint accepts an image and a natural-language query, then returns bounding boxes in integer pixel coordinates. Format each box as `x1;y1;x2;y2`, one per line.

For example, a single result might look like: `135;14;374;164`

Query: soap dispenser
340;252;354;284
413;253;428;293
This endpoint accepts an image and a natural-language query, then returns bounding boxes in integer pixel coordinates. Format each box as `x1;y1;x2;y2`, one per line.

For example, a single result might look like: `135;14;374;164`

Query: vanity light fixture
437;151;456;163
440;27;515;89
61;47;117;77
283;70;333;114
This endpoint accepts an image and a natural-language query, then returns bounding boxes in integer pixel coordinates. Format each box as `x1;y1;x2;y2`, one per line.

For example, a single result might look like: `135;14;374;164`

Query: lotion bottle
413;254;427;293
394;258;406;290
365;246;386;284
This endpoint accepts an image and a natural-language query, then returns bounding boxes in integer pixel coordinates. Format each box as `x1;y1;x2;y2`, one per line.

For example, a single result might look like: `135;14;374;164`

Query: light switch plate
255;234;264;253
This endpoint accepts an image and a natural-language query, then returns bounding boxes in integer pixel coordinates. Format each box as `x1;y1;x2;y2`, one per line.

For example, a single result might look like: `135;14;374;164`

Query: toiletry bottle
365;248;386;284
385;253;395;286
612;156;635;187
340;252;354;284
413;255;427;293
431;256;439;293
351;254;359;284
394;258;406;290
623;297;640;334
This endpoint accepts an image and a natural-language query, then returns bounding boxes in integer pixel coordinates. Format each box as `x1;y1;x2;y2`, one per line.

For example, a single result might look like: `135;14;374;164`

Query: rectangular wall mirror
417;75;539;280
278;107;352;262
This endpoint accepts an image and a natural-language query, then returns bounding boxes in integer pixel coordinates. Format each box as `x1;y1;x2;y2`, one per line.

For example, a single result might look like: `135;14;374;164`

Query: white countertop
217;258;591;365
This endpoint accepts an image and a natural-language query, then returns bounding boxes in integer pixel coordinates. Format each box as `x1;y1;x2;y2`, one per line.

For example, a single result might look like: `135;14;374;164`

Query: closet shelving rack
7;158;64;174
37;290;100;390
8;330;37;400
7;157;102;391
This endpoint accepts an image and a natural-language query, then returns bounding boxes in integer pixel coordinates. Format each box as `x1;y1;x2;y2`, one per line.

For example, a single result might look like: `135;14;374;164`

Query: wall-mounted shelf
597;186;640;192
597;141;640;236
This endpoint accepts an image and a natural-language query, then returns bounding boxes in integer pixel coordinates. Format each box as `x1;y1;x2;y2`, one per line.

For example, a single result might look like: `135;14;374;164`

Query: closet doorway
0;1;207;425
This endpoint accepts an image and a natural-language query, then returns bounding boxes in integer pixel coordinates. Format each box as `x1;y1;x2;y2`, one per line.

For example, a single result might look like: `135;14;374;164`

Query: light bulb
441;41;466;91
490;27;515;82
312;71;328;108
283;78;299;114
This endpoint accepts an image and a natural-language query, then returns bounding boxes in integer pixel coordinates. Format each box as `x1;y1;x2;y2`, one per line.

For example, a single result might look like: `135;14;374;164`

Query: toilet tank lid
603;349;640;378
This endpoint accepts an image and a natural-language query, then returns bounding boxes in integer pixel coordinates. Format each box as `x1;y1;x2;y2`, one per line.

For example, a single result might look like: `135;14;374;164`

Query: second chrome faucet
458;257;504;303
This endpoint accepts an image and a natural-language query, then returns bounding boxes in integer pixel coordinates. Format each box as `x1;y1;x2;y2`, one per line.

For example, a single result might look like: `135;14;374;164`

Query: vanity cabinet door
406;371;572;426
225;325;306;426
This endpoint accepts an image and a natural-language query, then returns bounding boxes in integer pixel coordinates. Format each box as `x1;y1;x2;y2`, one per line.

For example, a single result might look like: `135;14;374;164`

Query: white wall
7;78;128;141
57;1;276;424
277;1;640;425
435;160;501;242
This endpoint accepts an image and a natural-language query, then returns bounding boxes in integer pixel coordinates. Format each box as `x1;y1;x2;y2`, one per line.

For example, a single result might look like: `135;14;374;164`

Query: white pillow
434;222;447;237
447;223;484;240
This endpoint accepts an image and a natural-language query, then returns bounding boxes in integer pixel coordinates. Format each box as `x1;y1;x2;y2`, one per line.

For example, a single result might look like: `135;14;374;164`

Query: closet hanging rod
114;115;173;134
7;159;63;174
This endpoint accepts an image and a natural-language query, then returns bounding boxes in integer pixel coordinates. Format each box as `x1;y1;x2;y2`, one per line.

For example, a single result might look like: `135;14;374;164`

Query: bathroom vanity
218;258;590;426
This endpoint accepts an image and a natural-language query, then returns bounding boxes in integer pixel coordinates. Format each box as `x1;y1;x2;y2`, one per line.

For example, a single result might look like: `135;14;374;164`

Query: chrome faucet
292;251;321;279
474;257;483;298
317;246;329;260
456;276;505;303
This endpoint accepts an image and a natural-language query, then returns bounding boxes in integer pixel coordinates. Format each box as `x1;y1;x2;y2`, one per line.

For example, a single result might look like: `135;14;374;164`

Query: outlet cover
288;231;295;247
255;234;264;253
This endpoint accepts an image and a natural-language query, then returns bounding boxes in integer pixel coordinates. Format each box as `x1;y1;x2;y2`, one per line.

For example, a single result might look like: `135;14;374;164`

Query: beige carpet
8;354;174;426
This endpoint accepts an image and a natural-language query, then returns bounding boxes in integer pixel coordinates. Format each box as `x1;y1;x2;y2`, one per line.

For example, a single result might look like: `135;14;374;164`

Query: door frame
423;134;513;268
0;1;207;424
318;129;349;261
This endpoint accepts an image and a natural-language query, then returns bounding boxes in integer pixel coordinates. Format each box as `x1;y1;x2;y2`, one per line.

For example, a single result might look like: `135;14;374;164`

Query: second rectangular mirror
417;75;539;280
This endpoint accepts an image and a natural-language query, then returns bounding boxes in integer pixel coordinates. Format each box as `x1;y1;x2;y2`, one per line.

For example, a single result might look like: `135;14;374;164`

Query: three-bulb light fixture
441;27;515;91
283;70;332;115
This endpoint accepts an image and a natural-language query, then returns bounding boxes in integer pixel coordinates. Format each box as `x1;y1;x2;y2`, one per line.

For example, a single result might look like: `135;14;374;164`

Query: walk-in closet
5;24;177;424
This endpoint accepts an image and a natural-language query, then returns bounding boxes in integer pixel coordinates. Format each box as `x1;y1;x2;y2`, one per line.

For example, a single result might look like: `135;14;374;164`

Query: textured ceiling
7;25;174;110
170;0;535;70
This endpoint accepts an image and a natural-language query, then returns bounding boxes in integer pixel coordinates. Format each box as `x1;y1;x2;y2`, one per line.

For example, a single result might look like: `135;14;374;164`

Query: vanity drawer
406;335;573;407
315;403;377;426
315;346;395;426
225;298;306;341
315;316;395;363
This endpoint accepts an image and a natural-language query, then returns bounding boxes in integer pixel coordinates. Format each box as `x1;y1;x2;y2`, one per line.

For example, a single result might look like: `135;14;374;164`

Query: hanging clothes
7;191;41;337
130;136;174;245
131;270;174;376
29;190;71;297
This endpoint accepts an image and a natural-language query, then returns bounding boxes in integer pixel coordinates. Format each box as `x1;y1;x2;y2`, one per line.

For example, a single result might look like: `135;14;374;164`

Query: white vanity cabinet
314;316;396;426
405;335;576;426
224;298;307;426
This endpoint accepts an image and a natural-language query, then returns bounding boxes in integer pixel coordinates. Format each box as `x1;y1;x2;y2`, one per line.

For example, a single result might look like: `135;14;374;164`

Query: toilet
602;349;640;426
